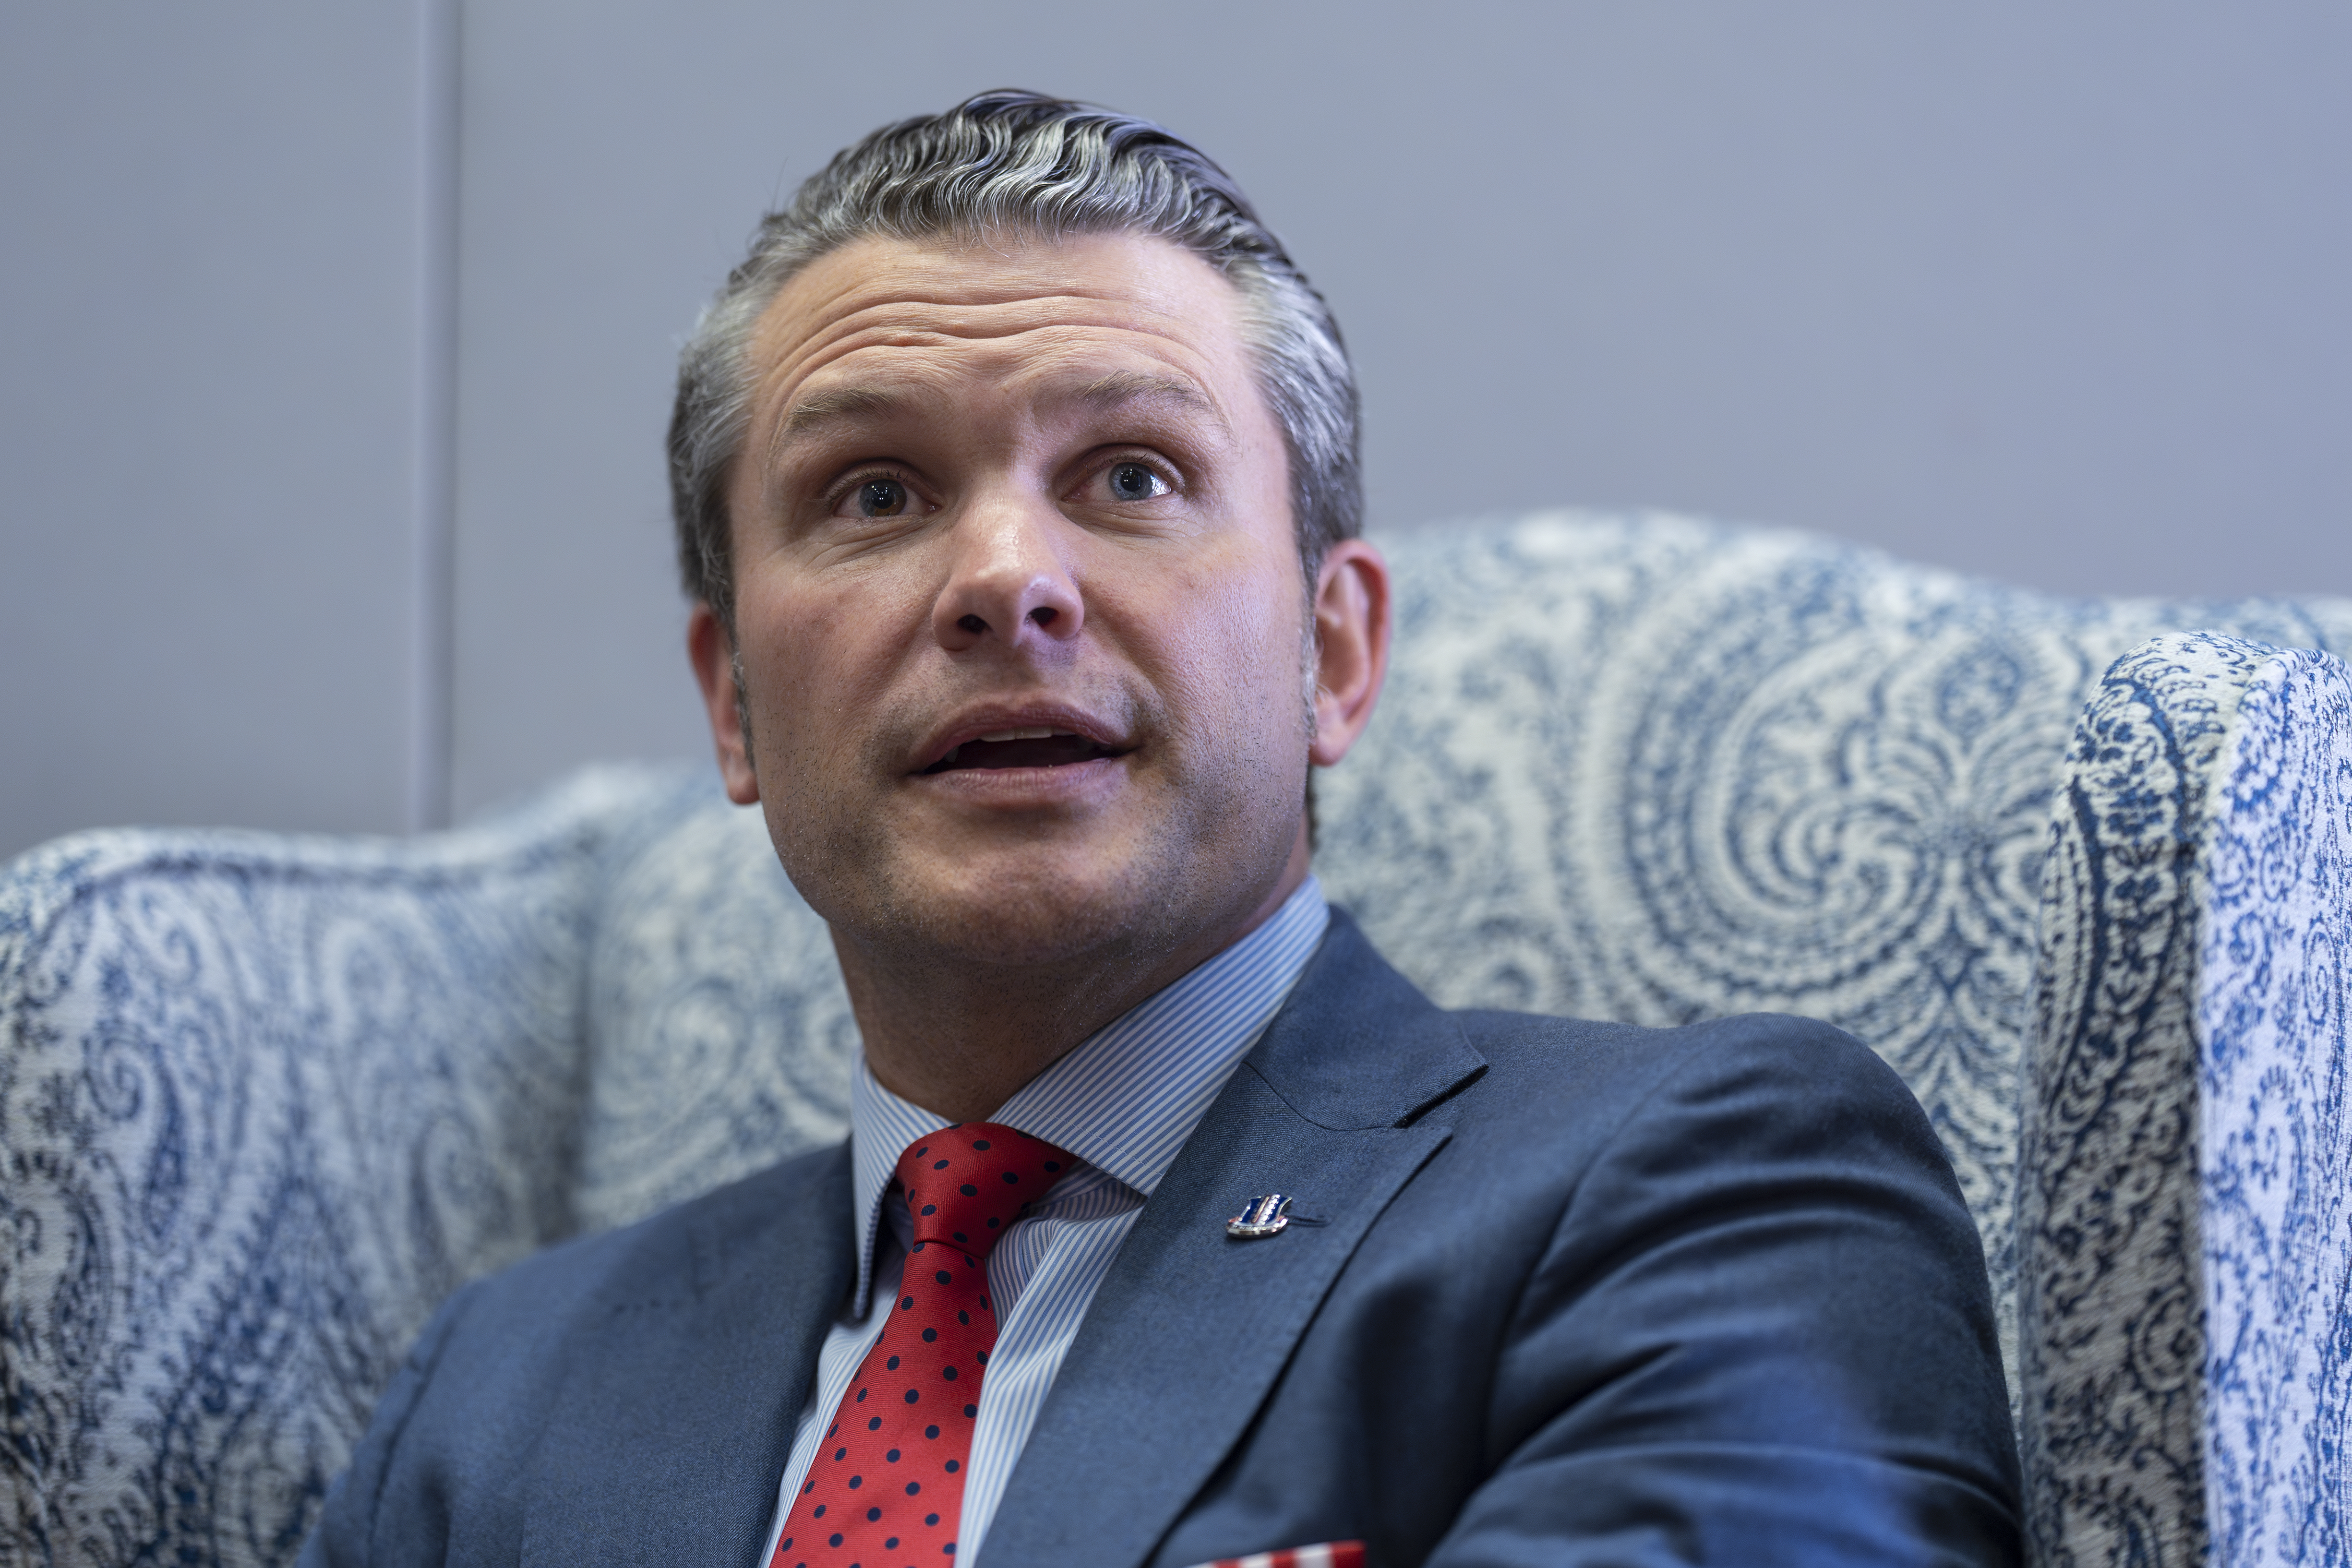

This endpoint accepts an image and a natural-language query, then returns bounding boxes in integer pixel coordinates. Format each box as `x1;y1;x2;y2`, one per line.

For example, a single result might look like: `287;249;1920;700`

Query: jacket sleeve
1433;1014;2021;1567
298;1280;479;1568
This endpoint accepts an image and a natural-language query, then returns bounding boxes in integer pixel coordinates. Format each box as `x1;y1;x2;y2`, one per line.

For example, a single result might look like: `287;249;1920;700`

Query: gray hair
668;89;1360;631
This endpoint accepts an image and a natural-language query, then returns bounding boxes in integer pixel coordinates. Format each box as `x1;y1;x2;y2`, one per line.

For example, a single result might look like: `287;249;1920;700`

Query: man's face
696;230;1336;970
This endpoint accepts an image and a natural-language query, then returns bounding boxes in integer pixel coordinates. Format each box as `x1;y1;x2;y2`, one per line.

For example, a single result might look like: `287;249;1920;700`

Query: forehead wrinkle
746;247;1256;484
782;291;1214;379
760;327;1232;460
748;230;1249;396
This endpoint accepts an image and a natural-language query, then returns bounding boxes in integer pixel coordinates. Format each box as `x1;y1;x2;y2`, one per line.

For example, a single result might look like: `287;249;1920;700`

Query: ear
687;601;761;805
1308;539;1390;767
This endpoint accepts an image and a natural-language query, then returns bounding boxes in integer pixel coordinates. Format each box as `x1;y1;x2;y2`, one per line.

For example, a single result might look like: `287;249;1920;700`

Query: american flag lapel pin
1226;1193;1293;1238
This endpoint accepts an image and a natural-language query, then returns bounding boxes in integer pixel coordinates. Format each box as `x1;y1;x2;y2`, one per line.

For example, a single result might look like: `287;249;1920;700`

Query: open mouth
920;727;1124;773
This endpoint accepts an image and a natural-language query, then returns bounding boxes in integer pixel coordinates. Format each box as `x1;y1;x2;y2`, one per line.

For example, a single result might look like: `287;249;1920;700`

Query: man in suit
303;91;2020;1567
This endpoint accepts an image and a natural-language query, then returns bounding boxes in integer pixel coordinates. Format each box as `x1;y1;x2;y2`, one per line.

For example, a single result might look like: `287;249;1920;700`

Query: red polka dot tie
772;1123;1073;1568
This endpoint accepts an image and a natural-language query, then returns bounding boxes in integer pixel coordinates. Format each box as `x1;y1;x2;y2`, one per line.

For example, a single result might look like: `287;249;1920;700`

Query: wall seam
408;0;460;832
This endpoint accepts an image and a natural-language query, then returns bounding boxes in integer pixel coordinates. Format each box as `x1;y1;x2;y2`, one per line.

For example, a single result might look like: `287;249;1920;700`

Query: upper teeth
977;728;1066;742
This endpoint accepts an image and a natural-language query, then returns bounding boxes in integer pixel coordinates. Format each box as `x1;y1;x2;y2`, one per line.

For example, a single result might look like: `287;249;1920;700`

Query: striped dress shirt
760;877;1332;1568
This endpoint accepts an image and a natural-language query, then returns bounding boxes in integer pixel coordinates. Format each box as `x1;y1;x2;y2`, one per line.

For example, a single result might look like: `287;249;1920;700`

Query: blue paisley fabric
0;768;723;1567
2020;632;2352;1568
4;513;2349;1567
2197;647;2352;1568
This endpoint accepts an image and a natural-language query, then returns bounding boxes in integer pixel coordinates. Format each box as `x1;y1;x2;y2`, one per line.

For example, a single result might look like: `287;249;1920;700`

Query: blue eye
1107;462;1166;501
856;478;910;517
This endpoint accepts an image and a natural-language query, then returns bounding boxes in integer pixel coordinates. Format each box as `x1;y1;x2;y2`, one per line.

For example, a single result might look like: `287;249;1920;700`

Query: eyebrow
1053;371;1224;428
777;384;909;441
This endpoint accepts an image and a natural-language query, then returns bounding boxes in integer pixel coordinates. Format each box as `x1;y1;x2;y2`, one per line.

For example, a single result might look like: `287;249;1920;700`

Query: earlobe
686;602;762;805
1308;540;1391;768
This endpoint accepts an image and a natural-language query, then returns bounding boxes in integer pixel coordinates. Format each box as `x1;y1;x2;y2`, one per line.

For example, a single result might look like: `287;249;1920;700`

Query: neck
839;824;1313;1123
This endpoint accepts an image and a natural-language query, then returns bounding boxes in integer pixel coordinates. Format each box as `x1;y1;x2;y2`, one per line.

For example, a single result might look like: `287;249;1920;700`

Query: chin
816;828;1269;975
897;854;1176;967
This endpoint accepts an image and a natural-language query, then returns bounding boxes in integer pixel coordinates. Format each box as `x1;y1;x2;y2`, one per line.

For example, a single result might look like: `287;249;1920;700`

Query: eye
844;477;914;518
1103;461;1171;503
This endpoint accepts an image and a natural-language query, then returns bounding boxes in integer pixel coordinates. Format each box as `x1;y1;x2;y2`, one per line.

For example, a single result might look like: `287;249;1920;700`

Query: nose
931;496;1084;655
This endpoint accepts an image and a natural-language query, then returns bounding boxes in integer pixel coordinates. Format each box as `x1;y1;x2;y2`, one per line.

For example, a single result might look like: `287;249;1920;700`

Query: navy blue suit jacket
302;911;2020;1566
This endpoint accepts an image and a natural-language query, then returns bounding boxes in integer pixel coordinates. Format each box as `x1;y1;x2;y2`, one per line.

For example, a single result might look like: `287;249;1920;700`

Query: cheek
1142;538;1309;734
739;581;825;715
737;568;912;752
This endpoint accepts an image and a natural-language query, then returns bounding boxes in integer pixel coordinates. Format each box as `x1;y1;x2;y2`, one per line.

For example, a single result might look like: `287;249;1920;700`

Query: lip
909;701;1135;774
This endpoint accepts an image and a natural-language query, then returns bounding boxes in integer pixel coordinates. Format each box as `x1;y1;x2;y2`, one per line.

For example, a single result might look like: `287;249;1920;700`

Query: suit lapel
519;1144;856;1568
980;913;1484;1568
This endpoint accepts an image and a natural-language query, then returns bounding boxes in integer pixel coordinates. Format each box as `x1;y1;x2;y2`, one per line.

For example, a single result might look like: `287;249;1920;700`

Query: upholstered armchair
5;513;2347;1567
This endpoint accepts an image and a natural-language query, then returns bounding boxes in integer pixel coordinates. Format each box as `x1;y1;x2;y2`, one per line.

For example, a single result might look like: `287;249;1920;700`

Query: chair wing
0;767;694;1564
2022;633;2352;1567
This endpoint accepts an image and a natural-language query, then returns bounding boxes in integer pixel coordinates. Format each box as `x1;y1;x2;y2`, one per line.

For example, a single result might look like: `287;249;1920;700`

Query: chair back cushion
573;796;854;1233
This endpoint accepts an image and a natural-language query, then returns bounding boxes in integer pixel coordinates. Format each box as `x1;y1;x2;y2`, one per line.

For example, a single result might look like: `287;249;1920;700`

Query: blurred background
3;1;2347;861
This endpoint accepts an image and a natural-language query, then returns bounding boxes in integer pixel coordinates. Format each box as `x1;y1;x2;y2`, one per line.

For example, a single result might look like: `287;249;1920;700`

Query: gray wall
6;1;2348;857
1;2;448;857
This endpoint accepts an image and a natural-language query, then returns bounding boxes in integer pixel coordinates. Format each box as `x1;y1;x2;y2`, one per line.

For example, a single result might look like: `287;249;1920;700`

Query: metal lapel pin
1227;1194;1294;1238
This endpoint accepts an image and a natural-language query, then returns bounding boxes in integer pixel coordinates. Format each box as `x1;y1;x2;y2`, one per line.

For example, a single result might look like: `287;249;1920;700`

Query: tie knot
894;1122;1072;1255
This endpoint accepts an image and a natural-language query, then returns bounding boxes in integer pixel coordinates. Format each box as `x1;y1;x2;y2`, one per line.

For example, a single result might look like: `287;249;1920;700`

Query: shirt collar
843;875;1330;1313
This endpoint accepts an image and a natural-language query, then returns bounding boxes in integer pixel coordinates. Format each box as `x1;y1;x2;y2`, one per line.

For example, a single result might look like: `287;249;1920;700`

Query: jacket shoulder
1451;1006;1904;1097
1432;1007;1955;1197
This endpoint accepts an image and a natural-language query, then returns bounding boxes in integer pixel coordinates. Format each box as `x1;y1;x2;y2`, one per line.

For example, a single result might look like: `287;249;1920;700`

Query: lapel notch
1243;909;1487;1130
